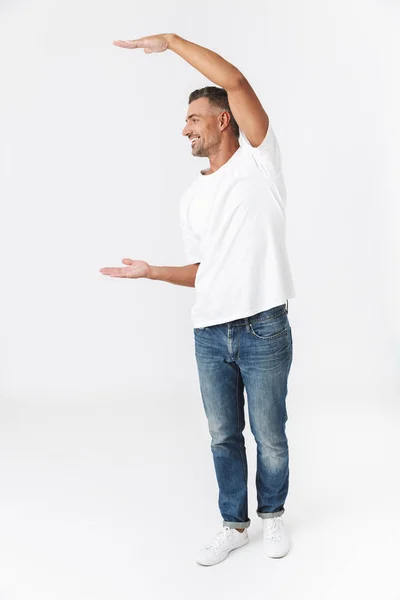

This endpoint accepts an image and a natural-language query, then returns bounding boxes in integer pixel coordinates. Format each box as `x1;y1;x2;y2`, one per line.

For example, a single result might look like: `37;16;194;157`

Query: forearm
148;263;199;287
167;34;243;91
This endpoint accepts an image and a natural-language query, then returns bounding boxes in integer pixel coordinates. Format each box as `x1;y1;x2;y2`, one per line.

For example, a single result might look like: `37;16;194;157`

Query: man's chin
192;147;206;157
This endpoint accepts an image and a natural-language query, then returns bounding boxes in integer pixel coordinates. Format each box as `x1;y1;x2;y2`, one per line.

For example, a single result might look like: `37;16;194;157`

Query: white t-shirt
179;124;296;328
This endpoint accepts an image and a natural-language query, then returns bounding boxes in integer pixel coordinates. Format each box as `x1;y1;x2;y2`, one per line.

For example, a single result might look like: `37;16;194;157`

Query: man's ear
218;111;231;133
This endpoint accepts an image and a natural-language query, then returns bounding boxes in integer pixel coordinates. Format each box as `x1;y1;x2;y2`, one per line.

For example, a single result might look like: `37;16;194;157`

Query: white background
0;1;399;599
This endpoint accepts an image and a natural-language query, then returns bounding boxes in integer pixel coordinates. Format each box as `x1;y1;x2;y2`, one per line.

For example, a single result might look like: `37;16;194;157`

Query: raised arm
113;33;269;147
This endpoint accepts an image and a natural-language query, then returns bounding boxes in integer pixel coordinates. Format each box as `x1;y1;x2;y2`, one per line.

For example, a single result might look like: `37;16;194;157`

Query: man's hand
100;258;151;279
112;34;172;54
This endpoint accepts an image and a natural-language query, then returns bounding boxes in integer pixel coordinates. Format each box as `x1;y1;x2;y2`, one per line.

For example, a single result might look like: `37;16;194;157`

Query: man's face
182;97;222;157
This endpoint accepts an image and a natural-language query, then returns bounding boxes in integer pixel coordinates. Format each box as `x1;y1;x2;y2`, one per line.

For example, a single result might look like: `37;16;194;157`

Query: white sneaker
262;517;290;558
196;526;249;566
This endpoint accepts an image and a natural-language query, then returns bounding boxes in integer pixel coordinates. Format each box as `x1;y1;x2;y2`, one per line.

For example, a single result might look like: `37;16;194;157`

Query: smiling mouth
190;137;200;146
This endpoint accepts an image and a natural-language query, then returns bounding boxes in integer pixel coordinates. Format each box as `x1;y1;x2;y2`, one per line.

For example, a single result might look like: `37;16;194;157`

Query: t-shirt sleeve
239;124;282;178
180;198;202;264
182;228;202;264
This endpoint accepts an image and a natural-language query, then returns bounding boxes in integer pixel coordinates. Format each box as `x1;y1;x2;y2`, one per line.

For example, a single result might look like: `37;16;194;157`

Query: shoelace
263;518;283;543
206;526;235;552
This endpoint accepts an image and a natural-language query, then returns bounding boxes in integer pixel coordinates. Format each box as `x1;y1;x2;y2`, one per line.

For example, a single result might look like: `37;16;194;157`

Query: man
100;33;296;566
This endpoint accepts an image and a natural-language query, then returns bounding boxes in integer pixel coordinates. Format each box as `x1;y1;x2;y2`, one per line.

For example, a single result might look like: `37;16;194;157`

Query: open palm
112;34;169;54
100;258;151;279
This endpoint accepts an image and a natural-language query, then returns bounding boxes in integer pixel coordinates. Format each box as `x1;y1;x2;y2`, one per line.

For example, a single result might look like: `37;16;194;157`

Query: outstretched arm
113;33;269;147
100;259;199;288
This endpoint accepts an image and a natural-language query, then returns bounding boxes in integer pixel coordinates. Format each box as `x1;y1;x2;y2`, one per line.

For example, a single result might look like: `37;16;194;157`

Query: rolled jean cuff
223;519;251;529
257;509;285;519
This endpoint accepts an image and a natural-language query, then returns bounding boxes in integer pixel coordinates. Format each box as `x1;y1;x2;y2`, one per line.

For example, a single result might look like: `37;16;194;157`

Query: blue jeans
194;303;293;529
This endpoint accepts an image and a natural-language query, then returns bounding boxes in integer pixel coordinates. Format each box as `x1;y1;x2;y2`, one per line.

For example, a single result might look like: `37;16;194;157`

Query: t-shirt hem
192;296;295;329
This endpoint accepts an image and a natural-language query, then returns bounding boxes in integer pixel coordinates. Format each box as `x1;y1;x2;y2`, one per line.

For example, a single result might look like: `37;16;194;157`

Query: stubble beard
192;139;206;157
192;136;220;158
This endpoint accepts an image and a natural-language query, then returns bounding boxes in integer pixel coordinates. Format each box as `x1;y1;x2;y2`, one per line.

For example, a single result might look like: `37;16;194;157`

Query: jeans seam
249;323;288;341
283;327;292;423
257;308;286;321
249;309;287;325
235;366;247;515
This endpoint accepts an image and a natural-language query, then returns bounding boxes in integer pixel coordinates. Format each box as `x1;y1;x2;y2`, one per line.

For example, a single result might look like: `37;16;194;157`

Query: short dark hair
188;86;240;139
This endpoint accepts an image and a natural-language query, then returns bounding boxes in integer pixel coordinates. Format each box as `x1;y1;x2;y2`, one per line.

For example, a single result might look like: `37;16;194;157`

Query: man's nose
182;124;189;136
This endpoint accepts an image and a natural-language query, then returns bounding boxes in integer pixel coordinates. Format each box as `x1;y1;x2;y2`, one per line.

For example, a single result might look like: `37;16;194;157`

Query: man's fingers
113;39;143;49
99;258;133;277
99;268;128;277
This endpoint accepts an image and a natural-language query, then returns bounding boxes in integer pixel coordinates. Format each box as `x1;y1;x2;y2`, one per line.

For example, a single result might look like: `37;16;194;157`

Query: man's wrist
166;33;180;51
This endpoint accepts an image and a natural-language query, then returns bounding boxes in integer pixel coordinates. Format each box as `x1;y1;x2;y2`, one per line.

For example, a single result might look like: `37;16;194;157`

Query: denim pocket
249;311;287;340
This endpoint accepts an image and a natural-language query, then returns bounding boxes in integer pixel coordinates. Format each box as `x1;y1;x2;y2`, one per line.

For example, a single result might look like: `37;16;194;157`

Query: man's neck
203;140;240;175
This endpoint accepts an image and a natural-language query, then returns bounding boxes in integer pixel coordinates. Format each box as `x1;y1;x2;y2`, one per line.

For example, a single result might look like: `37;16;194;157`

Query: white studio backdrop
0;1;399;599
0;0;398;409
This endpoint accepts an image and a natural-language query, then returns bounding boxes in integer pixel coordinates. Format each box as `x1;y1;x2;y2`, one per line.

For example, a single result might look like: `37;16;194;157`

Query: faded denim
194;302;293;529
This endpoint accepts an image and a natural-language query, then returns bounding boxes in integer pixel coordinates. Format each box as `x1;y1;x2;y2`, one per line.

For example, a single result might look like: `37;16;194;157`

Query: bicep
227;77;269;148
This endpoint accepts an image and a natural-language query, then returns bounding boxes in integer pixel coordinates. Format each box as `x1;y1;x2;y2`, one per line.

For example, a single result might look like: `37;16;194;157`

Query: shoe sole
196;536;249;566
263;545;290;559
